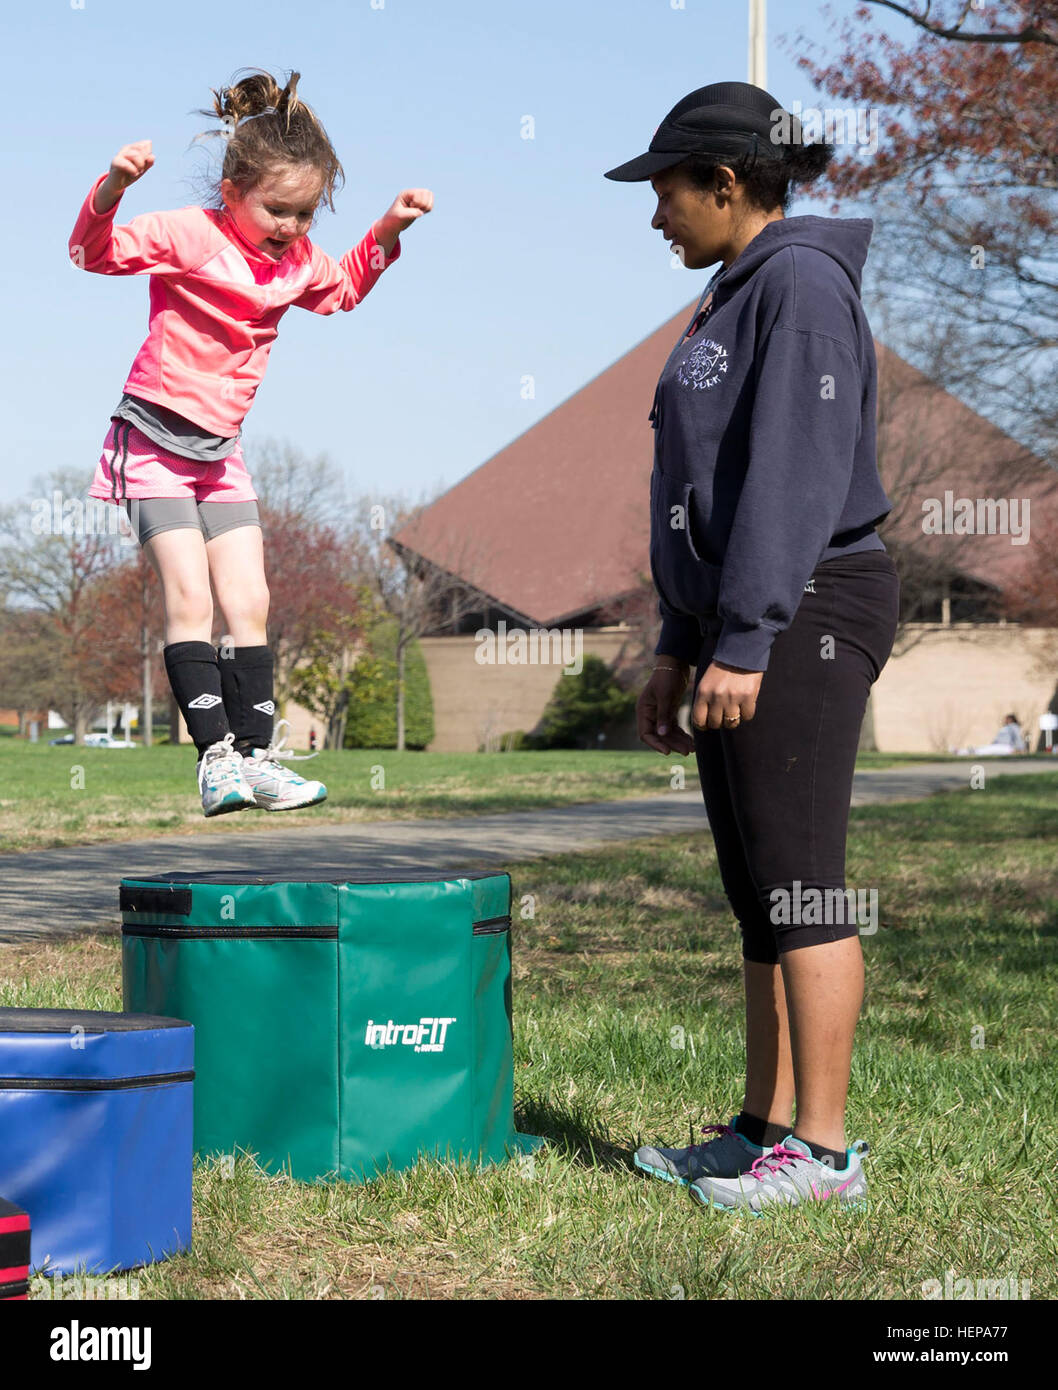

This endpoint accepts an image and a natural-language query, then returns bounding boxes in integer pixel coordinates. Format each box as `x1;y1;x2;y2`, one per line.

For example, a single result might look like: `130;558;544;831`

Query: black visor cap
604;81;800;182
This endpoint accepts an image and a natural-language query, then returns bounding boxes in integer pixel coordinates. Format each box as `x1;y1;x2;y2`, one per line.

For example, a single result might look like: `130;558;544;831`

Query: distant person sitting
953;714;1028;756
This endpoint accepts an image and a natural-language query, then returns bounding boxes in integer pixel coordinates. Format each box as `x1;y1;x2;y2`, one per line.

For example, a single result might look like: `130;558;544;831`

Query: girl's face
221;167;324;260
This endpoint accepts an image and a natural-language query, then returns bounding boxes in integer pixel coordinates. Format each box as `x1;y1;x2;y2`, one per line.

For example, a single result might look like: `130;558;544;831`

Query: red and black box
0;1197;30;1299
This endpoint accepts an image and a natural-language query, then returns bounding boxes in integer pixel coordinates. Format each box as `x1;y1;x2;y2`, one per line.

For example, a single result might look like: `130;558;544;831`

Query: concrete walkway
1;759;1053;942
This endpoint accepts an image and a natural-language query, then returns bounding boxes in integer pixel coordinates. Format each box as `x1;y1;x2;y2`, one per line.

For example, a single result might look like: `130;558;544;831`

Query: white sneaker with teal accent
690;1134;870;1213
240;718;327;811
197;732;258;818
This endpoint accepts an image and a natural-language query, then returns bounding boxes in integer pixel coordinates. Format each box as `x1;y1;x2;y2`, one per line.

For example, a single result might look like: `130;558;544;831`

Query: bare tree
862;1;1057;46
793;1;1058;465
352;492;499;752
246;437;349;527
0;470;122;741
0;607;55;736
245;443;369;719
286;604;380;750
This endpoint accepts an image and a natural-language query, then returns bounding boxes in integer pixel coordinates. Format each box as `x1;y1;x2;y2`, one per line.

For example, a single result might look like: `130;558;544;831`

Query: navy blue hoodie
649;215;893;672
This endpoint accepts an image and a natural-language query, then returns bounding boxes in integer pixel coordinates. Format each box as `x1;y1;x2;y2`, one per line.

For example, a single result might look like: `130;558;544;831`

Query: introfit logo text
364;1017;456;1052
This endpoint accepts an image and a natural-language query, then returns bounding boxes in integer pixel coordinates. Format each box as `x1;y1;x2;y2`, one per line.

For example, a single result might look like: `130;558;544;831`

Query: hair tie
216;103;280;144
240;105;279;126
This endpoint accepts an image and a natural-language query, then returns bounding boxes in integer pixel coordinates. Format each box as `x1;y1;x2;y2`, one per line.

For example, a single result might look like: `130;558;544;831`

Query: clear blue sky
1;0;907;509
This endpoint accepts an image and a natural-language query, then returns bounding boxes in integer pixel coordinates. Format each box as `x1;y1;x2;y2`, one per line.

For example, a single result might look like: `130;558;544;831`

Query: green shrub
533;655;636;749
343;620;434;749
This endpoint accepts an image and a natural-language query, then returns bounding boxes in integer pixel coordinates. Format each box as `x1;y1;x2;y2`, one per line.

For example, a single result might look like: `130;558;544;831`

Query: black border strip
120;886;192;916
0;1070;194;1091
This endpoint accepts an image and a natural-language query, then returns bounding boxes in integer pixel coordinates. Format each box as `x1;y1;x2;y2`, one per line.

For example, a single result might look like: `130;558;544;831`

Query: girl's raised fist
108;140;155;192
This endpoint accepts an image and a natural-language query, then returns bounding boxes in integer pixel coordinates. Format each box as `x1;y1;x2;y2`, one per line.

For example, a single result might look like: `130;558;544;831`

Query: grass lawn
0;732;1016;853
3;773;1056;1299
0;744;684;852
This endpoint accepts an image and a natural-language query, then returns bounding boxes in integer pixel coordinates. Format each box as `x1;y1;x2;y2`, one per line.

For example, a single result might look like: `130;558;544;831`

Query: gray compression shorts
122;498;261;545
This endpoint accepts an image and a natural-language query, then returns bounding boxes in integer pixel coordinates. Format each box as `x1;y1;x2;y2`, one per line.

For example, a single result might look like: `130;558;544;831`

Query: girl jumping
69;68;432;816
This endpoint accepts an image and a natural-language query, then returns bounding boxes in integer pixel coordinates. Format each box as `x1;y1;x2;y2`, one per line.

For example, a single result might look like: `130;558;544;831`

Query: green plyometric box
120;871;543;1183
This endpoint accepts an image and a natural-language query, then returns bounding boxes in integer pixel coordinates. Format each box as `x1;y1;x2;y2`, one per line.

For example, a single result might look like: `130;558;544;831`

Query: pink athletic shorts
87;418;259;503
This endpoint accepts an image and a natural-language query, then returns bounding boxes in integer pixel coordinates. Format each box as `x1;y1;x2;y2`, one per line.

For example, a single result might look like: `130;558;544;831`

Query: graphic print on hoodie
649;216;894;673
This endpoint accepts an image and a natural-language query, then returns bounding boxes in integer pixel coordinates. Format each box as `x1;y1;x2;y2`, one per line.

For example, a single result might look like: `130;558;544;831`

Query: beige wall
872;624;1056;753
419;629;635;751
418;623;1057;754
167;624;1056;756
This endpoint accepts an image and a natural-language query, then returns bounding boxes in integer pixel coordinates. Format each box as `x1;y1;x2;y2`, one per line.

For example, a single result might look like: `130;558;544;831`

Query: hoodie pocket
650;469;722;617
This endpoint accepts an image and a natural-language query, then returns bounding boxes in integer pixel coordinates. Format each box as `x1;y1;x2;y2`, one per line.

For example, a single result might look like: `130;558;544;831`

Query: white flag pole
749;0;767;88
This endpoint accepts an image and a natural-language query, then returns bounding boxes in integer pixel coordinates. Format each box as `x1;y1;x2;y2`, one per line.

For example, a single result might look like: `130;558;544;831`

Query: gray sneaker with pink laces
634;1117;771;1185
690;1134;870;1213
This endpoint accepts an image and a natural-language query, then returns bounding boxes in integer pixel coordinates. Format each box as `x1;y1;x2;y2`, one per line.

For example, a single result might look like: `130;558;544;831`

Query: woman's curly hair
192;67;345;215
678;138;834;214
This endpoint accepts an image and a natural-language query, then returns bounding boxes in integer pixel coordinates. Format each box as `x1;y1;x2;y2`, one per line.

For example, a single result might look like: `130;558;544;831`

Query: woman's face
650;164;743;270
221;167;323;260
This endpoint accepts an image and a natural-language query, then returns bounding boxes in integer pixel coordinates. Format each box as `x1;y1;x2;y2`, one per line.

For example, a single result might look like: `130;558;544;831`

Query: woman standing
606;83;900;1211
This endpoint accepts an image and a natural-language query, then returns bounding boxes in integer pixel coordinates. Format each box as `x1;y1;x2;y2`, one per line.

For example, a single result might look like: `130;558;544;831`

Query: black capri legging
692;549;900;964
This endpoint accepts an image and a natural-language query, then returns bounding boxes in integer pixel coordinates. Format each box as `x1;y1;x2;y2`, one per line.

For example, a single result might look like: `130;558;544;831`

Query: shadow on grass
516;1097;637;1176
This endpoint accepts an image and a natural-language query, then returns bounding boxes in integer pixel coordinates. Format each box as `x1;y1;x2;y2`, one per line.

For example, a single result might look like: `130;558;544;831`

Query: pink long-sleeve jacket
69;172;401;436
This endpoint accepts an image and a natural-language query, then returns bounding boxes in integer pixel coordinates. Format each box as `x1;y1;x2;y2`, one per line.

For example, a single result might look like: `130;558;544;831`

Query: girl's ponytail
191;67;344;212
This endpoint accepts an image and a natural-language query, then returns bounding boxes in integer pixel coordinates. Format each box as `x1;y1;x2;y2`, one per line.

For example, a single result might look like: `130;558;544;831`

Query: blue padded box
0;1008;193;1275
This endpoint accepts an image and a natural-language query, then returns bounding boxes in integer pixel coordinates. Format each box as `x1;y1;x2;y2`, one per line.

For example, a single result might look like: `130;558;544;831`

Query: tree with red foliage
248;446;370;719
79;548;168;742
789;1;1058;465
1003;513;1058;627
1001;510;1058;734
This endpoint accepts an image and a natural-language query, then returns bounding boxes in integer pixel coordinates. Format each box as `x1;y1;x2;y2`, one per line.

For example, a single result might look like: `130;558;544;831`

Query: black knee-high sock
218;645;275;757
163;642;230;758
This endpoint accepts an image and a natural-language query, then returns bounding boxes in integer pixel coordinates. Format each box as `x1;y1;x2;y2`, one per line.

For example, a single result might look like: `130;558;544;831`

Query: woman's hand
636;662;695;756
691;661;763;731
